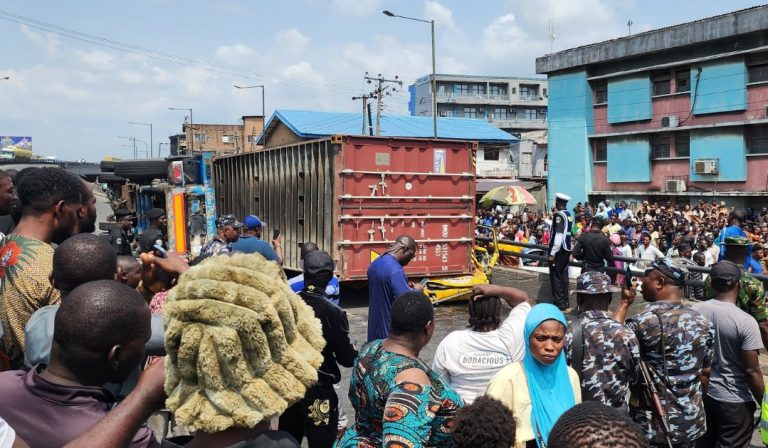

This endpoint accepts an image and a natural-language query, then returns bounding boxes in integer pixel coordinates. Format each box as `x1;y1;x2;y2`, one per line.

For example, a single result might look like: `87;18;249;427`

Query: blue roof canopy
257;109;518;145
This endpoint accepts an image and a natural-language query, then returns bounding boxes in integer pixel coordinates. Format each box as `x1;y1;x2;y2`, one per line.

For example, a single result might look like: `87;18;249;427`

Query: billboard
0;136;32;158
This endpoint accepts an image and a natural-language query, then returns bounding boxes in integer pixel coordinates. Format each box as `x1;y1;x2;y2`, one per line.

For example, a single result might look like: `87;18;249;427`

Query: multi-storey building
408;74;548;137
172;116;265;156
537;5;768;208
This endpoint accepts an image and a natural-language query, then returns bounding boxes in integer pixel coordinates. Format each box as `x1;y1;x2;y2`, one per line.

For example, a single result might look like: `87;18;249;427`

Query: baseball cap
575;271;620;294
647;257;688;286
114;208;135;219
242;215;266;229
216;214;242;229
303;250;334;277
146;208;165;220
724;236;752;246
709;260;741;289
591;215;606;228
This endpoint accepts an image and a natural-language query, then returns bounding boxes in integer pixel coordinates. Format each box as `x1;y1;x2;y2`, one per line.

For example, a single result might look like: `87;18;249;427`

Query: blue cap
243;215;265;229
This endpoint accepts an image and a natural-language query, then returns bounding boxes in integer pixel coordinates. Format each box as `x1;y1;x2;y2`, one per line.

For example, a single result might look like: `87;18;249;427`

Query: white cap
555;193;571;202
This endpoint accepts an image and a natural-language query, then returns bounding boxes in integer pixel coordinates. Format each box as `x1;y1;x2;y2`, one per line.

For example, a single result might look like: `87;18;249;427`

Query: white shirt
692;249;715;267
0;418;15;448
432;302;531;405
636;244;664;269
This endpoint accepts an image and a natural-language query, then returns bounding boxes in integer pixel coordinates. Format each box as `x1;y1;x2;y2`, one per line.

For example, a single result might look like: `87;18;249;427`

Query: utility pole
366;102;374;136
364;73;402;136
352;93;374;134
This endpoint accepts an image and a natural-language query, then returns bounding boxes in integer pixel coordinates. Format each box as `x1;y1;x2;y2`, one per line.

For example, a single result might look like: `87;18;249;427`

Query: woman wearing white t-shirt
432;284;534;404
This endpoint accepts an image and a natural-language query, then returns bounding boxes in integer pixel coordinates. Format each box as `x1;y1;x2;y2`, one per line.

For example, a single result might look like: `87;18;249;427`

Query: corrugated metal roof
258;109;518;145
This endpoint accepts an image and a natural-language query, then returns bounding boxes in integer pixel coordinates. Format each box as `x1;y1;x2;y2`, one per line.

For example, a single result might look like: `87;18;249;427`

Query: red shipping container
213;135;476;280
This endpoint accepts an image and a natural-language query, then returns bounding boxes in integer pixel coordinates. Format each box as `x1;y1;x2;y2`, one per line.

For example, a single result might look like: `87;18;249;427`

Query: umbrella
479;185;537;208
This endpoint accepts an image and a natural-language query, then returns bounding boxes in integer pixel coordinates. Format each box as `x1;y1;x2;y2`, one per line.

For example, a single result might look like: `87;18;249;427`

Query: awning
476;178;543;193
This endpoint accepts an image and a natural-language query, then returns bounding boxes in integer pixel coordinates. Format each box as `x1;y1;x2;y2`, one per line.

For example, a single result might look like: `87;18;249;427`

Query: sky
0;0;764;162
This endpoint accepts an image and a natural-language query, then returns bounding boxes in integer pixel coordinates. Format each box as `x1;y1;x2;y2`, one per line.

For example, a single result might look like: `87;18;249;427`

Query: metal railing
475;235;768;286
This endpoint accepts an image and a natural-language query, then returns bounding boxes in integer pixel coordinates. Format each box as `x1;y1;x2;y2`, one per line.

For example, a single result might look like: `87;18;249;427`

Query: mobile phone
153;245;168;258
624;265;633;289
273;229;280;240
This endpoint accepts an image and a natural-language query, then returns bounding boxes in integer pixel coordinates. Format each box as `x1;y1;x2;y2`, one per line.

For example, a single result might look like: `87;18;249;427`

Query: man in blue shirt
288;242;341;305
229;215;283;264
716;210;748;261
366;235;422;342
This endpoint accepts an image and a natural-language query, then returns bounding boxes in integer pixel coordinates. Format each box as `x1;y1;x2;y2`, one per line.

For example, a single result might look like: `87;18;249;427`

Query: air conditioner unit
666;179;686;192
488;113;494;120
439;111;447;117
661;115;679;128
693;159;718;175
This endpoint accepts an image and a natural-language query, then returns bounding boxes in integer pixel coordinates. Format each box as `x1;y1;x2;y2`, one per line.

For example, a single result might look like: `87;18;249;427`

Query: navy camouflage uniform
565;310;641;411
199;235;230;258
626;302;714;447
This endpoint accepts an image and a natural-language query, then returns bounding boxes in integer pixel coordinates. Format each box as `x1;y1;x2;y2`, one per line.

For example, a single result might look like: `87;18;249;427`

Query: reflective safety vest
760;386;768;444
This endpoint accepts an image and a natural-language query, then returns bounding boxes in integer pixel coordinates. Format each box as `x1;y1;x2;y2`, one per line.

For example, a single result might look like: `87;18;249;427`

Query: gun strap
572;317;585;381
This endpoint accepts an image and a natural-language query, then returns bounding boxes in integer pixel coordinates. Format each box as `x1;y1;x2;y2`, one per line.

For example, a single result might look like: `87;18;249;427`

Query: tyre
100;160;116;172
97;172;126;183
113;159;168;179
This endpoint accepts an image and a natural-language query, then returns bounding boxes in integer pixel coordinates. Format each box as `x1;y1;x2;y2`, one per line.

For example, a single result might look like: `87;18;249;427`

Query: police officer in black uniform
548;192;574;310
108;208;135;256
138;207;168;254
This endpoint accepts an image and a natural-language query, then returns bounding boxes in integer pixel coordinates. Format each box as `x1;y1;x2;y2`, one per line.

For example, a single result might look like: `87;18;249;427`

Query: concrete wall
547;69;594;204
263;122;303;148
607;137;652;182
476;146;515;177
692;58;748;115
607;76;652;123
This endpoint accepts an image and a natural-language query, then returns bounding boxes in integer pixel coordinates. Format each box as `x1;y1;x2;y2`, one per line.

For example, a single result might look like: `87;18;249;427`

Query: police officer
107;208;134;256
548;192;573;310
138;208;167;254
565;271;640;411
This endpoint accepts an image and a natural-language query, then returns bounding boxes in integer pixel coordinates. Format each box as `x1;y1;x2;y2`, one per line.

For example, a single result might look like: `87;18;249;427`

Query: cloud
215;44;258;63
275;28;310;53
281;61;325;85
18;24;61;55
424;1;458;32
74;50;117;71
481;14;530;60
333;0;383;17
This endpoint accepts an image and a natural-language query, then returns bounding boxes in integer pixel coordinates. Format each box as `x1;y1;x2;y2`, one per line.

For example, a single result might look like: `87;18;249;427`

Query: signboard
0;136;32;158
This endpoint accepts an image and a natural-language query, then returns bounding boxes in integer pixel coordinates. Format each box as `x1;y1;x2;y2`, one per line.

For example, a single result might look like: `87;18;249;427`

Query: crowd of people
0;167;765;448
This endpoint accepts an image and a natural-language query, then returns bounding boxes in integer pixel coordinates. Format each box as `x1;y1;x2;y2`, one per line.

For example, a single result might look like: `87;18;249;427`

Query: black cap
303;250;334;278
146;208;165;220
710;260;741;289
114;208;134;218
591;215;606;228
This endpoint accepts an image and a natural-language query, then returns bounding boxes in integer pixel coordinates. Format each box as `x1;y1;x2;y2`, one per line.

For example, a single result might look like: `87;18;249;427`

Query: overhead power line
0;9;364;95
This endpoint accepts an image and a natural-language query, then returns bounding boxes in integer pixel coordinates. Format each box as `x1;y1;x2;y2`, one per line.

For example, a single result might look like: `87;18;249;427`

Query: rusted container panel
213;135;476;280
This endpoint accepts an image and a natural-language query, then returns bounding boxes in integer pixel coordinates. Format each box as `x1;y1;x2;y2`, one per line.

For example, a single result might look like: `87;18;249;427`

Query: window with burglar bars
747;125;768;154
592;139;607;162
651;133;671;159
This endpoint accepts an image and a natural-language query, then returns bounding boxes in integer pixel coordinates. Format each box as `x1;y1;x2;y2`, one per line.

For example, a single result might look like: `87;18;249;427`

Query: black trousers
278;383;339;448
695;396;756;448
547;250;570;308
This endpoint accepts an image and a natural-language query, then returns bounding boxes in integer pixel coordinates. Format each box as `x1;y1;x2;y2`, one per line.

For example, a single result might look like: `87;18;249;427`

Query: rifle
637;360;674;448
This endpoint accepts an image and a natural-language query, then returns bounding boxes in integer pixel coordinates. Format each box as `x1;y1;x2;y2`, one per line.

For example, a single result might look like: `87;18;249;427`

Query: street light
169;107;194;152
117;136;138;159
383;10;437;138
234;85;266;118
158;142;169;158
128;121;153;158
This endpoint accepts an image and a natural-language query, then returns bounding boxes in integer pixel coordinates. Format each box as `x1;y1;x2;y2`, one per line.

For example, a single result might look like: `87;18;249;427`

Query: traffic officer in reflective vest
138;207;168;254
107;208;134;256
548;192;573;310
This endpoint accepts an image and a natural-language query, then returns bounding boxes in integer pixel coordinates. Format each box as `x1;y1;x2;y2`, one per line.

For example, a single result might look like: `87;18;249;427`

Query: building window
470;84;485;95
489;84;506;97
748;53;768;83
246;135;257;143
746;125;768;154
194;133;207;143
652;71;671;96
510;87;517;94
594;81;607;104
538;108;547;120
593;139;607;162
493;108;508;120
675;132;690;157
463;107;478;119
520;84;539;100
456;84;469;96
222;135;237;144
651;133;671;159
483;148;500;161
517;108;537;120
676;69;690;93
